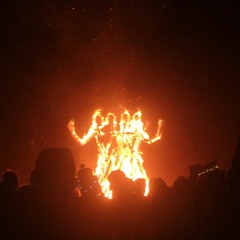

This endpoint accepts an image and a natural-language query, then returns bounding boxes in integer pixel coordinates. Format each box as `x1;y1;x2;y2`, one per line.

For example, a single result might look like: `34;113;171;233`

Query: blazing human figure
68;110;118;195
95;112;118;185
68;108;163;197
116;109;163;181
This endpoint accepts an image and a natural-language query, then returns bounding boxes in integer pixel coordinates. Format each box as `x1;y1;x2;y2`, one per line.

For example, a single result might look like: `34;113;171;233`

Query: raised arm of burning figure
143;119;163;144
68;119;93;145
67;109;104;145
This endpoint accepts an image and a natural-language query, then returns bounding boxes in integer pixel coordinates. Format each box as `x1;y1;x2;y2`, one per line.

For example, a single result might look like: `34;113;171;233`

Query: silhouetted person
77;166;102;198
195;166;227;239
76;165;105;230
227;138;240;198
171;176;197;239
146;178;173;240
108;170;134;201
0;169;19;239
148;177;171;201
0;169;19;202
173;176;192;202
98;170;135;240
225;138;240;239
13;147;93;240
133;178;146;199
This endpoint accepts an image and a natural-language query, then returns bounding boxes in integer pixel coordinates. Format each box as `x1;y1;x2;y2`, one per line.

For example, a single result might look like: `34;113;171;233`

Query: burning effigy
68;108;163;198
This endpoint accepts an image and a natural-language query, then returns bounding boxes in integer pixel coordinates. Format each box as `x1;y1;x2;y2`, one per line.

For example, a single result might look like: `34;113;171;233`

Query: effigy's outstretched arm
67;119;95;145
144;119;163;144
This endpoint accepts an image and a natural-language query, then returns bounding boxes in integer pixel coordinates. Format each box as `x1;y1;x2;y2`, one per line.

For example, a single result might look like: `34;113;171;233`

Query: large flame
68;108;163;198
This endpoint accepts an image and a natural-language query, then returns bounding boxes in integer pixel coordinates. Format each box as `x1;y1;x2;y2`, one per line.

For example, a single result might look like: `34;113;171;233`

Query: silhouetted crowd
0;146;240;240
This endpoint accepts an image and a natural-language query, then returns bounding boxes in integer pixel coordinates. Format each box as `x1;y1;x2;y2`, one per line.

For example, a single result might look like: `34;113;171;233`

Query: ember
68;108;163;198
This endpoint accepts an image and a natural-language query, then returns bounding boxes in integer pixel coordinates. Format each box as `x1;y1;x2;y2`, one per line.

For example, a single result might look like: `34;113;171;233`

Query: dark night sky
0;0;240;185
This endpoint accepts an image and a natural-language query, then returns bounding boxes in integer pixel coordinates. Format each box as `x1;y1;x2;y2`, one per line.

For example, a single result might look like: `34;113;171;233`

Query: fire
68;108;163;198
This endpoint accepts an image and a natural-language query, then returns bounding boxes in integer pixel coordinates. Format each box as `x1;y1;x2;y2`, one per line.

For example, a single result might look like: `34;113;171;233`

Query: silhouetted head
30;148;76;199
108;170;133;200
108;170;126;189
80;163;86;169
149;177;170;199
1;169;19;190
173;176;191;197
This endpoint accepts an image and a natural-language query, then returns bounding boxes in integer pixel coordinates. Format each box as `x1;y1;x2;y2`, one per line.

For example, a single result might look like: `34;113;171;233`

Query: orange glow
68;108;163;198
